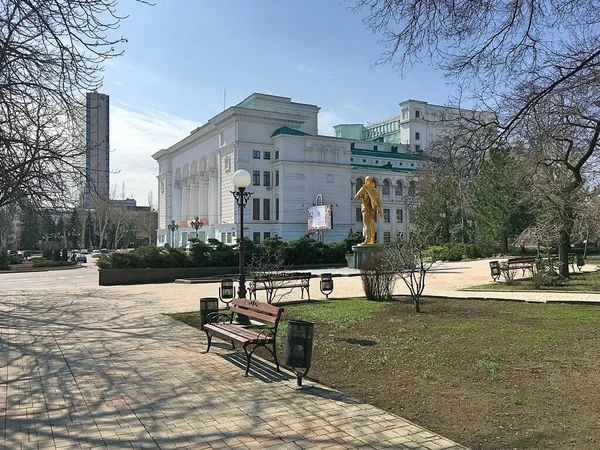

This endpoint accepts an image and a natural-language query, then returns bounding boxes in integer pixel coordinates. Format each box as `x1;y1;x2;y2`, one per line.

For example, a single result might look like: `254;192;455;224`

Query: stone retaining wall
98;267;238;286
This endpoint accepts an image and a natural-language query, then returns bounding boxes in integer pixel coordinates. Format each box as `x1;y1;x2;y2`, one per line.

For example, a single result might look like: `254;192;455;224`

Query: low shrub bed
31;259;77;268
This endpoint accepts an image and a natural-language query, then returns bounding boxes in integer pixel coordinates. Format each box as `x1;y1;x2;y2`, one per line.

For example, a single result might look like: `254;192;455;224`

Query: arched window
382;179;391;195
395;180;403;196
355;178;364;194
408;181;416;196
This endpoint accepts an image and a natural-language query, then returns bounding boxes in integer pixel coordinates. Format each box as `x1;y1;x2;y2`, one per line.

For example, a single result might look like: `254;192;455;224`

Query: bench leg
205;331;213;353
242;344;258;376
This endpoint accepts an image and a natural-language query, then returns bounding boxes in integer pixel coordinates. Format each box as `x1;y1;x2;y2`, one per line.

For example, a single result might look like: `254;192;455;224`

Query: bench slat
204;324;273;344
214;323;274;340
232;298;281;314
230;306;279;324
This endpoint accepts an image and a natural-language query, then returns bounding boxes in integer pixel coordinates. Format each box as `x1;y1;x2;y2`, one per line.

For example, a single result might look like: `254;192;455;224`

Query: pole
238;187;246;298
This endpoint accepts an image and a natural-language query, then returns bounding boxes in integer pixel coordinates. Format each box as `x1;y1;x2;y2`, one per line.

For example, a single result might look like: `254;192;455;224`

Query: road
0;262;98;291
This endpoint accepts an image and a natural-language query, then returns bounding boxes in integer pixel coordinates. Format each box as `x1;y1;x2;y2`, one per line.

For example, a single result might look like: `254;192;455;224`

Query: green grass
282;298;388;330
469;270;600;292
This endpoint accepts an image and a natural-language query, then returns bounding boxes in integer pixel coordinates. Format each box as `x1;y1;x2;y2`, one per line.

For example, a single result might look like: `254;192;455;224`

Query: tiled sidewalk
1;289;467;450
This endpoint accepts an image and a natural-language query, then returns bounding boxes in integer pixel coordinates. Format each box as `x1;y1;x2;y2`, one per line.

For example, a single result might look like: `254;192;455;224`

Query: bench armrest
206;311;233;324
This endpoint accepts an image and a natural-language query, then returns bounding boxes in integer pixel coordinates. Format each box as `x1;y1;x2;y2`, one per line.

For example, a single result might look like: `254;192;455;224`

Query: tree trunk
500;234;508;254
559;229;571;278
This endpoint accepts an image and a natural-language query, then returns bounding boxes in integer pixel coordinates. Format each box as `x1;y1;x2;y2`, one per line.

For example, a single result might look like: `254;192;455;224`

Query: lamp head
233;169;251;189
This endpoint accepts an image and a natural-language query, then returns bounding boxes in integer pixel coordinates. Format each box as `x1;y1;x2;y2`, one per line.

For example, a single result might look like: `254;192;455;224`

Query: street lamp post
190;216;203;239
168;219;179;246
231;170;252;298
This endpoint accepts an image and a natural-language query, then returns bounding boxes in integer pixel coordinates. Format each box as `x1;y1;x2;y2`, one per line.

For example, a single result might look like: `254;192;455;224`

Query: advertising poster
307;204;333;230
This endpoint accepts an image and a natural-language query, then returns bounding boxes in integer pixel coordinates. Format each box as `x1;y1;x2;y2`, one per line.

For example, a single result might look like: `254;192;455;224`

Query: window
275;150;279;159
401;109;408;119
383;209;390;222
226;232;232;244
263;151;271;160
253;198;260;220
356;207;362;222
374;145;378;151
350;158;354;161
408;181;416;196
396;209;403;223
382;179;390;195
415;145;421;152
275;198;279;220
263;171;270;187
263;199;270;220
275;170;279;186
221;233;226;242
415;110;421;118
253;232;261;244
253;170;260;186
355;178;363;194
253;150;260;159
383;231;391;243
264;232;271;240
415;132;420;140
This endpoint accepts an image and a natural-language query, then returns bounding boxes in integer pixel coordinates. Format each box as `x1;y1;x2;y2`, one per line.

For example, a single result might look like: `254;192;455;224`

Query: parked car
100;248;108;255
91;250;102;258
80;248;89;254
8;250;24;263
75;253;87;263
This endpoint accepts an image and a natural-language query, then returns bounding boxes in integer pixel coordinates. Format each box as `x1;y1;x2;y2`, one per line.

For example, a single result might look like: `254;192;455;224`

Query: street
0;262;98;290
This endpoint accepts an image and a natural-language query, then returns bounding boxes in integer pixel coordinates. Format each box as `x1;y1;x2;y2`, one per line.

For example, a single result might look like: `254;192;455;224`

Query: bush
0;251;10;270
42;248;53;260
32;259;77;268
98;246;193;269
52;249;61;262
360;256;395;301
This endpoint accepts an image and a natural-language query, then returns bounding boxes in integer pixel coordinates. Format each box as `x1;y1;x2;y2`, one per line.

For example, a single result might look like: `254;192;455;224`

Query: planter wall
98;267;238;286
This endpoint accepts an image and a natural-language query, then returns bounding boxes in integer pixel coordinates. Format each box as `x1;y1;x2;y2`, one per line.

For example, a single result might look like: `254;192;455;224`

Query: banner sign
307;205;333;230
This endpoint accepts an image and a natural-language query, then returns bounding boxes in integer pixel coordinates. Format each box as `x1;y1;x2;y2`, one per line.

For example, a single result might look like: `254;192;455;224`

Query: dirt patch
281;298;600;450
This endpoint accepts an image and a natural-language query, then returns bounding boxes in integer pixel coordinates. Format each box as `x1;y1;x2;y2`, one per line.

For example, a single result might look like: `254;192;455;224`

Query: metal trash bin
320;273;334;299
284;320;314;386
199;297;219;330
219;278;235;308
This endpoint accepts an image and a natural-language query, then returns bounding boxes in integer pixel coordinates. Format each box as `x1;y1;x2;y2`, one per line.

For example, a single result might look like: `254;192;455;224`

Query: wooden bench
248;272;312;304
502;257;536;276
203;298;284;376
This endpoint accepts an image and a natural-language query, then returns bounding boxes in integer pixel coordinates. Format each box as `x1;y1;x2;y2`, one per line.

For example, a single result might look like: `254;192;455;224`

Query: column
207;170;218;225
190;177;199;218
182;181;190;223
199;177;209;220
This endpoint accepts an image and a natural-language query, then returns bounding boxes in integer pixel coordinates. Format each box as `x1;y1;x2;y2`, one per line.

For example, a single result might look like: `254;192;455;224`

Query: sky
102;1;454;206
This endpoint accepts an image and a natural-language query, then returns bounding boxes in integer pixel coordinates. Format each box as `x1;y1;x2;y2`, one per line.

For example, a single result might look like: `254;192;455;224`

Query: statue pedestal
348;244;384;269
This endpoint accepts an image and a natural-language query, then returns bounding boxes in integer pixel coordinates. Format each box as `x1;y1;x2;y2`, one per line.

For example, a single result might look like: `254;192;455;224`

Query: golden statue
354;176;383;245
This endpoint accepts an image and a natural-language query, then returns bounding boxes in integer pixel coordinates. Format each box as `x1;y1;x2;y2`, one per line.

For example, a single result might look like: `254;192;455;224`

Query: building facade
334;99;496;154
85;91;110;208
152;93;425;248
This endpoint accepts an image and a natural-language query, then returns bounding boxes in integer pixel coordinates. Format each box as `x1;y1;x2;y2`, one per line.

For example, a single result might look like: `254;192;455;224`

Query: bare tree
383;225;440;313
0;0;150;210
352;0;600;276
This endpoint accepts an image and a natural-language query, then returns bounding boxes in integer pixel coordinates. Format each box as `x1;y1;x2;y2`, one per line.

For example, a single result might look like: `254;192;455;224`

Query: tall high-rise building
85;91;110;208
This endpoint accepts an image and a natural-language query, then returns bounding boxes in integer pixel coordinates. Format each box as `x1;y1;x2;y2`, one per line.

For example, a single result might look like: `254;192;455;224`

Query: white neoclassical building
152;93;427;248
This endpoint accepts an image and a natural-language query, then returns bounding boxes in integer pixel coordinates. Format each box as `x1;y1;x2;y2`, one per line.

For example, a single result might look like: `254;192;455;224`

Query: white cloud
297;63;334;80
109;103;198;206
